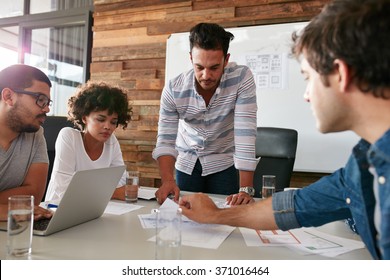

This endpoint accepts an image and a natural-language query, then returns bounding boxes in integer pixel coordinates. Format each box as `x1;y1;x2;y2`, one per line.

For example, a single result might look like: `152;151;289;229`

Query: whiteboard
165;22;359;173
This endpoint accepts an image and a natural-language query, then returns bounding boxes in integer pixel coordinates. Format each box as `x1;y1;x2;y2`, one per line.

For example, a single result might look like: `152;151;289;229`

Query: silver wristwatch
239;186;255;197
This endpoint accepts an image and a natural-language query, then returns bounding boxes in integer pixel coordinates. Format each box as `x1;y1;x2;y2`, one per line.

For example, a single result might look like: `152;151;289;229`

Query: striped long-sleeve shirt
152;62;259;176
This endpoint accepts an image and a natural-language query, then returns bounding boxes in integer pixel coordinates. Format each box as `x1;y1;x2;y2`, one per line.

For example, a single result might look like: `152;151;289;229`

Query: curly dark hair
189;23;234;58
67;80;132;130
291;0;390;99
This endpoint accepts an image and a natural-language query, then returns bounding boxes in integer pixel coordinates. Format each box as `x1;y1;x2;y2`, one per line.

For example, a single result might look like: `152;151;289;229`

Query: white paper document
104;201;143;215
138;186;157;200
178;223;235;249
240;227;365;257
140;198;235;249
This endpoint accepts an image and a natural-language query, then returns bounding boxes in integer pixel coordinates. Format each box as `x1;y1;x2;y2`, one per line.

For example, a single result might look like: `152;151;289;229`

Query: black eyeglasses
12;89;53;109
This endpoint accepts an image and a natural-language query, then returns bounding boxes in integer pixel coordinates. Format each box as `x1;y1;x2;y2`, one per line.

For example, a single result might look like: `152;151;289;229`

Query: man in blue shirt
153;23;258;205
180;0;390;260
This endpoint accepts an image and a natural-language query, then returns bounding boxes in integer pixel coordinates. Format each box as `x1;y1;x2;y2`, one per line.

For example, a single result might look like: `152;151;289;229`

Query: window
0;26;19;67
0;1;24;18
0;0;93;116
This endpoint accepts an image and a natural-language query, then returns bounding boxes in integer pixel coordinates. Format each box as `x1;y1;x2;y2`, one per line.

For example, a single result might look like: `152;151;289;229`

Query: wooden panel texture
92;0;330;188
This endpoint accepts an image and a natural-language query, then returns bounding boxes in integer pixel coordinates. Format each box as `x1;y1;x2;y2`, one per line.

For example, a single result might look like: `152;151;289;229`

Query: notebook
0;165;126;236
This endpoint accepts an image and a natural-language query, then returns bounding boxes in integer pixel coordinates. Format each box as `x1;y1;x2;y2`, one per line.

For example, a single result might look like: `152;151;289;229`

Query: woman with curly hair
45;81;132;202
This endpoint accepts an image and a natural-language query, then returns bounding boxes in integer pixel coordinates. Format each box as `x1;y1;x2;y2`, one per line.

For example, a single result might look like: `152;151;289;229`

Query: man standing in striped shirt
153;23;259;205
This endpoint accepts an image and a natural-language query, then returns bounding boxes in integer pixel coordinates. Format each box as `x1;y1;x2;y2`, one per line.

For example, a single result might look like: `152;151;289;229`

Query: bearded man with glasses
0;64;54;221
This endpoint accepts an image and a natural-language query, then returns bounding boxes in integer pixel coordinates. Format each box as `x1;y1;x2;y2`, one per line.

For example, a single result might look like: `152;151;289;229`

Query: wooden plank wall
91;0;331;188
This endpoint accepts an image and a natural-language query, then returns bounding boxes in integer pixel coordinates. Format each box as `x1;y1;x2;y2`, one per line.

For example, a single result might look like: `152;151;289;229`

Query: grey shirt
0;127;48;191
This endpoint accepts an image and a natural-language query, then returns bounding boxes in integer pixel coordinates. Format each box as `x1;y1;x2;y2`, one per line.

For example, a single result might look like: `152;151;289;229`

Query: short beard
7;104;41;133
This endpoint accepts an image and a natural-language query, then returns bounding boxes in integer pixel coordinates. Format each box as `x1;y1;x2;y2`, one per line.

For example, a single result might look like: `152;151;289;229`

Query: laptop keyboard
33;218;51;231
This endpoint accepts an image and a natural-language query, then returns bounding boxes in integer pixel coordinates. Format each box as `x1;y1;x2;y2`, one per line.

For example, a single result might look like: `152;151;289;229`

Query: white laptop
0;165;126;236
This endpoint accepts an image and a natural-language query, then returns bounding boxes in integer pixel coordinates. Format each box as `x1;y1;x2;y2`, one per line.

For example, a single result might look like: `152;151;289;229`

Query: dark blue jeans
176;160;239;195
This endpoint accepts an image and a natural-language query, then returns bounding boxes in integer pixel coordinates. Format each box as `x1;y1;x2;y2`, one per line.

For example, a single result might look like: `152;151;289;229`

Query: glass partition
24;26;86;115
0;1;23;18
30;0;93;13
0;26;19;70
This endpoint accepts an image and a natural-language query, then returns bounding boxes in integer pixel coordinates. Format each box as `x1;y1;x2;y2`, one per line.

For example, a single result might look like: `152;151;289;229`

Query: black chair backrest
253;127;298;197
41;116;74;200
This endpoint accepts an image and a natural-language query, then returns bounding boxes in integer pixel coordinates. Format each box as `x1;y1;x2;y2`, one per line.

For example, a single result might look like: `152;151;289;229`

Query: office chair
253;127;298;198
41;116;74;201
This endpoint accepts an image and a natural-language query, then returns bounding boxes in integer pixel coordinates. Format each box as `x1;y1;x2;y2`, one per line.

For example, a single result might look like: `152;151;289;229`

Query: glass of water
125;171;139;203
262;175;276;199
7;195;34;257
155;208;182;260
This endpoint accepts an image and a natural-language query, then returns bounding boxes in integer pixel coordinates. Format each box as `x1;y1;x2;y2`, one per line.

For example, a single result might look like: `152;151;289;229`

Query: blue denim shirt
272;129;390;260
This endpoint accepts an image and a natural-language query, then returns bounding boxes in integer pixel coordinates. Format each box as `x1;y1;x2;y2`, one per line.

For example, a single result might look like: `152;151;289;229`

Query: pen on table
47;203;58;209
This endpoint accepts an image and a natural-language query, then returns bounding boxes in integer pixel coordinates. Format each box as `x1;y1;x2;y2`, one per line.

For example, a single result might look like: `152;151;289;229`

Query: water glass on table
262;175;276;199
7;195;34;257
125;171;139;203
155;208;182;260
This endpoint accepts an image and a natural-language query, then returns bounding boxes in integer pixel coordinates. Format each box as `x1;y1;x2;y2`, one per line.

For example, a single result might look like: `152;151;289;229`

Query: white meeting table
0;193;372;260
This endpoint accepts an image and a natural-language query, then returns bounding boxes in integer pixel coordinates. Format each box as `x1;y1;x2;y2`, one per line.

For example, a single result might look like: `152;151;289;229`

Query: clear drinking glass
262;175;276;199
7;195;34;257
125;171;139;203
155;208;182;260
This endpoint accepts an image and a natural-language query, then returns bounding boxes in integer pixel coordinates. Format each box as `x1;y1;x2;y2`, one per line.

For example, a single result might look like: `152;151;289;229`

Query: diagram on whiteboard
243;53;288;90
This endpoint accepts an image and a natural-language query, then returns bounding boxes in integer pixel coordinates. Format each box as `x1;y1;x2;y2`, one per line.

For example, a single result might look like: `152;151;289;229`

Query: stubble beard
7;103;41;133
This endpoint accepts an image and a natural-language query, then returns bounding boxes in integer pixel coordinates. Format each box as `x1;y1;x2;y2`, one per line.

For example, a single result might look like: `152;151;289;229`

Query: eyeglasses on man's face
12;89;53;109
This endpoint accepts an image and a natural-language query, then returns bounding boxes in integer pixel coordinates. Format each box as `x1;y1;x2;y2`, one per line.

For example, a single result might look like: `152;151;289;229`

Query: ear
224;53;230;67
1;88;15;106
189;51;193;63
333;59;351;92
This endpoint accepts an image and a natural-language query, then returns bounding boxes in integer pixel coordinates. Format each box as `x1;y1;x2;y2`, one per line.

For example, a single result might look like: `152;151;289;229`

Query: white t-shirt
45;127;126;201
